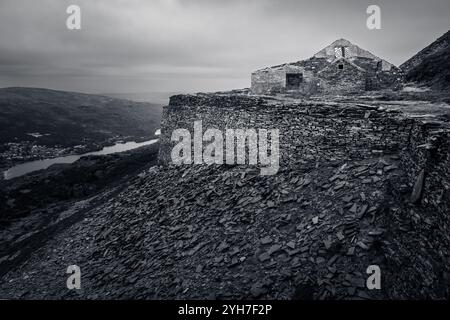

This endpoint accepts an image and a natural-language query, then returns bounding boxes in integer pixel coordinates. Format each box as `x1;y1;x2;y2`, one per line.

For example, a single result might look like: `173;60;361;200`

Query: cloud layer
0;0;448;94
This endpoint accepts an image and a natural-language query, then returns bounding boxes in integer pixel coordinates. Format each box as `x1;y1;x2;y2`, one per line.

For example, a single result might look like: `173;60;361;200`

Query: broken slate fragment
287;249;300;256
286;241;296;249
267;200;275;208
368;228;384;236
196;265;203;273
323;238;332;250
410;170;425;204
342;194;353;203
356;241;369;250
258;253;271;262
358;204;369;219
228;257;240;267
327;255;339;266
214;256;224;264
372;176;381;183
349;203;358;214
250;283;267;298
384;164;398;172
268;244;282;255
260;236;273;245
333;182;346;191
217;241;229;252
347;247;355;256
316;257;326;264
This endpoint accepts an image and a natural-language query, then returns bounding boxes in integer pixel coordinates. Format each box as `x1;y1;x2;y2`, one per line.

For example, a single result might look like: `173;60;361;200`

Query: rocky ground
1;148;448;299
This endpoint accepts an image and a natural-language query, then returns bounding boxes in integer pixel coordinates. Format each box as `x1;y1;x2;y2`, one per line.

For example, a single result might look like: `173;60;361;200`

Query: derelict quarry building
251;39;404;96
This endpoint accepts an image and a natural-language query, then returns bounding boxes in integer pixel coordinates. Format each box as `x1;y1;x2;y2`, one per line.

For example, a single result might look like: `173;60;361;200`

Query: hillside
0;87;162;158
401;30;450;90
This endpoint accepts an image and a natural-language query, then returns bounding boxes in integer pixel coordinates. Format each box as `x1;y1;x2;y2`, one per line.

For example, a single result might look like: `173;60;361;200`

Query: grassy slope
0;87;163;147
405;48;450;90
401;30;450;91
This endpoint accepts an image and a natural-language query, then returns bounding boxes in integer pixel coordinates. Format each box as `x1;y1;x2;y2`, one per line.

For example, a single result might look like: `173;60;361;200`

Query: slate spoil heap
81;159;447;300
1;94;450;299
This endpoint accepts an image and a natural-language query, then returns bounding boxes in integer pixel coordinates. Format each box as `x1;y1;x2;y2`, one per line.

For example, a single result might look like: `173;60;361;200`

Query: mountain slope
0;87;163;147
400;30;450;90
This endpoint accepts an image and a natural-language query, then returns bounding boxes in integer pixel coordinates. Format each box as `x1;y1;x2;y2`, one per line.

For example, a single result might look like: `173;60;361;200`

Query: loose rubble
0;153;448;299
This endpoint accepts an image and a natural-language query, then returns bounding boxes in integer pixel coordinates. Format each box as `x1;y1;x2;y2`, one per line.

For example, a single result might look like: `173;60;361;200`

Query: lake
3;139;159;180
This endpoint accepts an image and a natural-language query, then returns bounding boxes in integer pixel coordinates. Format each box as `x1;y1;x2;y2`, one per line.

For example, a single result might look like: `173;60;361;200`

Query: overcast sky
0;0;448;95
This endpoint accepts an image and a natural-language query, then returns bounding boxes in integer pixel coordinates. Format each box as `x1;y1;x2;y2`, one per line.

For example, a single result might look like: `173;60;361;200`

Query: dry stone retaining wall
160;94;410;166
159;93;450;217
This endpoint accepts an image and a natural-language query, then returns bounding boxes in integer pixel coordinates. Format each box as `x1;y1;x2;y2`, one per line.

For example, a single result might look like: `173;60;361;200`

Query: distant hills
0;87;162;147
401;30;450;91
103;91;183;105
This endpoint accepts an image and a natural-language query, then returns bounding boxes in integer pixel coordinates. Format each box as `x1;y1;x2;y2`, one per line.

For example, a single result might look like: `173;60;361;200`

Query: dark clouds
0;0;448;94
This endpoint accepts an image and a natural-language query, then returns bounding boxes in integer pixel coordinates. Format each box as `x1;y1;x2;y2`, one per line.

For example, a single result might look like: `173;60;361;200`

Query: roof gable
315;39;380;60
252;38;398;73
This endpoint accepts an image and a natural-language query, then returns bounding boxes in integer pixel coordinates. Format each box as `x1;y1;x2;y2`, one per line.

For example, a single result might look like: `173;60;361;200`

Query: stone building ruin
251;39;403;95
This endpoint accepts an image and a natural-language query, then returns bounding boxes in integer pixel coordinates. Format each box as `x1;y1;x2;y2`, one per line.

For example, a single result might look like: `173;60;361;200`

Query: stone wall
251;65;318;95
159;94;449;213
317;59;366;95
400;120;450;229
159;94;412;167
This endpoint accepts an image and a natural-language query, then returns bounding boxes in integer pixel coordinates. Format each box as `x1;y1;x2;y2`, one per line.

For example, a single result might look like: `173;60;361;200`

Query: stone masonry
159;93;450;257
251;39;403;95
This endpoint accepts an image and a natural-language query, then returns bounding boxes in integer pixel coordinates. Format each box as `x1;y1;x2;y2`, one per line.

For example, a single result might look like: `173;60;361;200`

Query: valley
0;87;162;169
